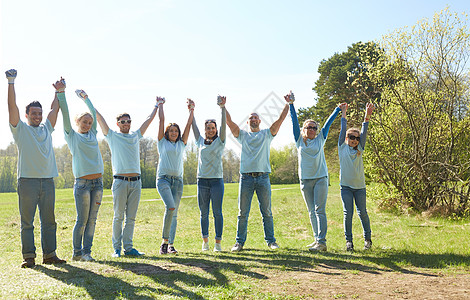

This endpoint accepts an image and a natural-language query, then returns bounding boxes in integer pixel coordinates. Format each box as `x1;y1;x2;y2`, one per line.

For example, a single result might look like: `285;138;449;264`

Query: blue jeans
112;178;141;252
341;186;371;241
73;177;103;256
236;173;275;245
157;176;183;244
17;178;57;259
300;176;328;245
197;178;224;240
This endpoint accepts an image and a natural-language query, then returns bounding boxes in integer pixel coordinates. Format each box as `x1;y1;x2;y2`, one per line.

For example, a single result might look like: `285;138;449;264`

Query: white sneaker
306;241;317;248
268;242;279;250
231;243;243;252
309;243;327;252
364;240;372;250
213;243;222;252
80;253;95;262
202;241;209;251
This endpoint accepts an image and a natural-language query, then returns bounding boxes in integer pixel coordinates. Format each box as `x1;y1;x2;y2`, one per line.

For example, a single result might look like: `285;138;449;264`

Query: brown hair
75;112;93;124
164;123;181;142
116;113;131;122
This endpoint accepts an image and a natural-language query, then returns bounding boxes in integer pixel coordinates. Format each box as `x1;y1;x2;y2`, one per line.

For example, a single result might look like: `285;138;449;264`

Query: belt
243;172;266;177
113;175;141;182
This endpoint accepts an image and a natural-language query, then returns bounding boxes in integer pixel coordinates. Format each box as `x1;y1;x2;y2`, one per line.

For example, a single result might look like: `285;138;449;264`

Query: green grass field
0;177;469;299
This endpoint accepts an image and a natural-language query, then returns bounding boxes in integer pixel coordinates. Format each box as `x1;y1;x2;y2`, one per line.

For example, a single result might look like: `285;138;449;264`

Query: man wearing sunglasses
6;69;66;268
94;99;158;258
226;95;290;252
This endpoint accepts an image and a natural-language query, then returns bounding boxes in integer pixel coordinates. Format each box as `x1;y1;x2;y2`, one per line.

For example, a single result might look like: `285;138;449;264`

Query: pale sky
1;1;468;153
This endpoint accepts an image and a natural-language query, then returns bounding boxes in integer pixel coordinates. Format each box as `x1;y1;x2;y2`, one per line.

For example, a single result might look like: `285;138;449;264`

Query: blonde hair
346;128;360;137
75;112;93;124
301;119;319;139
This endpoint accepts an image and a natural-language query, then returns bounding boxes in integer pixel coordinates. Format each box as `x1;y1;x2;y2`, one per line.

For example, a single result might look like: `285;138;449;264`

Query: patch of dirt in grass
260;265;470;299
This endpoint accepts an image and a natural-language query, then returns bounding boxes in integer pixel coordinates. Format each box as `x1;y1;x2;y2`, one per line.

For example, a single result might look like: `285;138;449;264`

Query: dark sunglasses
348;135;360;141
118;120;132;124
306;126;317;131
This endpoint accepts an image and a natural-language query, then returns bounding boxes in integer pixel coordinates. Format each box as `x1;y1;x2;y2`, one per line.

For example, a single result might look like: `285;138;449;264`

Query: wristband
7;78;15;84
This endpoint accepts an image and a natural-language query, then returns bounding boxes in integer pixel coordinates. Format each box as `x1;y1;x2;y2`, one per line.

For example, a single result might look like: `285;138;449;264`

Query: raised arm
189;99;201;140
285;91;300;141
6;69;19;127
338;103;348;146
270;101;290;136
157;97;165;141
219;96;227;142
225;106;240;138
139;100;158;136
48;77;65;128
360;103;375;149
76;90;109;135
181;99;194;145
321;105;342;139
56;91;72;134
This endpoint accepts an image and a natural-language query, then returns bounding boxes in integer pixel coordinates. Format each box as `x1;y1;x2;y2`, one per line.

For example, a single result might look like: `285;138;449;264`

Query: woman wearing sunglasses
190;96;226;252
338;102;375;252
56;84;104;262
287;91;342;252
156;97;193;254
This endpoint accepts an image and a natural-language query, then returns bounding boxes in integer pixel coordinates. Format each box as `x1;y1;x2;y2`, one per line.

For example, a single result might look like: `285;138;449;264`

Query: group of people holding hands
6;69;374;269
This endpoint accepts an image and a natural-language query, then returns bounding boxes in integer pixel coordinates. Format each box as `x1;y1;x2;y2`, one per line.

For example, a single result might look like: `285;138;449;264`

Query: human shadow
35;263;159;300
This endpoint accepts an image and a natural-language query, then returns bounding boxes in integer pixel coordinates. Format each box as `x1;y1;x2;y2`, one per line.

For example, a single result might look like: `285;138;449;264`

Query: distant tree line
0;138;301;193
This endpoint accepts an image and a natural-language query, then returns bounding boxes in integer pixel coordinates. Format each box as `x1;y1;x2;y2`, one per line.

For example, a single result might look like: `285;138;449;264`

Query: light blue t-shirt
195;136;225;178
105;129;143;175
338;118;369;189
296;131;328;180
65;129;104;178
237;129;274;173
10;119;58;178
157;138;186;178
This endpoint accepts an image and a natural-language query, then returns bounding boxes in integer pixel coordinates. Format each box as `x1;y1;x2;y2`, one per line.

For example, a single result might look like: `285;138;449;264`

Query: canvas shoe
81;253;95;262
346;241;354;252
306;241;317;248
124;248;144;256
202;241;210;251
213;243;222;252
168;245;178;254
364;239;372;250
309;243;327;252
268;242;280;250
160;243;168;255
112;249;121;258
231;243;243;252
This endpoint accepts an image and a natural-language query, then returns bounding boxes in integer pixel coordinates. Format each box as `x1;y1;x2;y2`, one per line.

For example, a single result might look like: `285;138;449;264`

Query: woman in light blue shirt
58;88;104;262
156;97;193;255
191;96;226;252
338;102;374;252
288;91;342;252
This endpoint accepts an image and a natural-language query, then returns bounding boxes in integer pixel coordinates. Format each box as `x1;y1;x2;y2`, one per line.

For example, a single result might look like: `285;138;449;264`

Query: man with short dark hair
6;69;66;268
225;98;290;252
94;98;158;257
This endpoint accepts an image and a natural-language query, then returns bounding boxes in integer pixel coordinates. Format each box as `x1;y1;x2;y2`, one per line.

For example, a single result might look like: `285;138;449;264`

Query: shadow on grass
35;263;159;299
34;248;470;299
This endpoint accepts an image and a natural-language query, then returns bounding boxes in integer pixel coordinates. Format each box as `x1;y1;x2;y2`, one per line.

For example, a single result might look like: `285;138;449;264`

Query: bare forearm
140;105;158;136
7;84;19;126
270;104;289;136
225;108;239;138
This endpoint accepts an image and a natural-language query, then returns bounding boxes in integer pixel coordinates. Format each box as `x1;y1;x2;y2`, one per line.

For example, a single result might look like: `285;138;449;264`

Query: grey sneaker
72;255;82;261
364;239;372;250
309;243;327;252
346;241;354;252
231;243;243;252
81;253;95;262
268;242;280;250
202;241;209;251
213;243;222;252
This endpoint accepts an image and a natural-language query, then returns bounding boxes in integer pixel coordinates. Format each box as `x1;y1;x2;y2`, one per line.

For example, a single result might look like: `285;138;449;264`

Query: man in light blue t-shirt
96;101;158;258
6;69;66;268
226;99;290;252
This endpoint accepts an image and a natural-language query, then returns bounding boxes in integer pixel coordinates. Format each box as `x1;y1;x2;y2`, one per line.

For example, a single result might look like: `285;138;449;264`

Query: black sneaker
160;243;168;254
364;239;372;250
168;245;178;254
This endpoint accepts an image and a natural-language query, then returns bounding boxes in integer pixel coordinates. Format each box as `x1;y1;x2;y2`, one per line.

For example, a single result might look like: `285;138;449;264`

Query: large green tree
365;8;470;216
298;41;383;152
